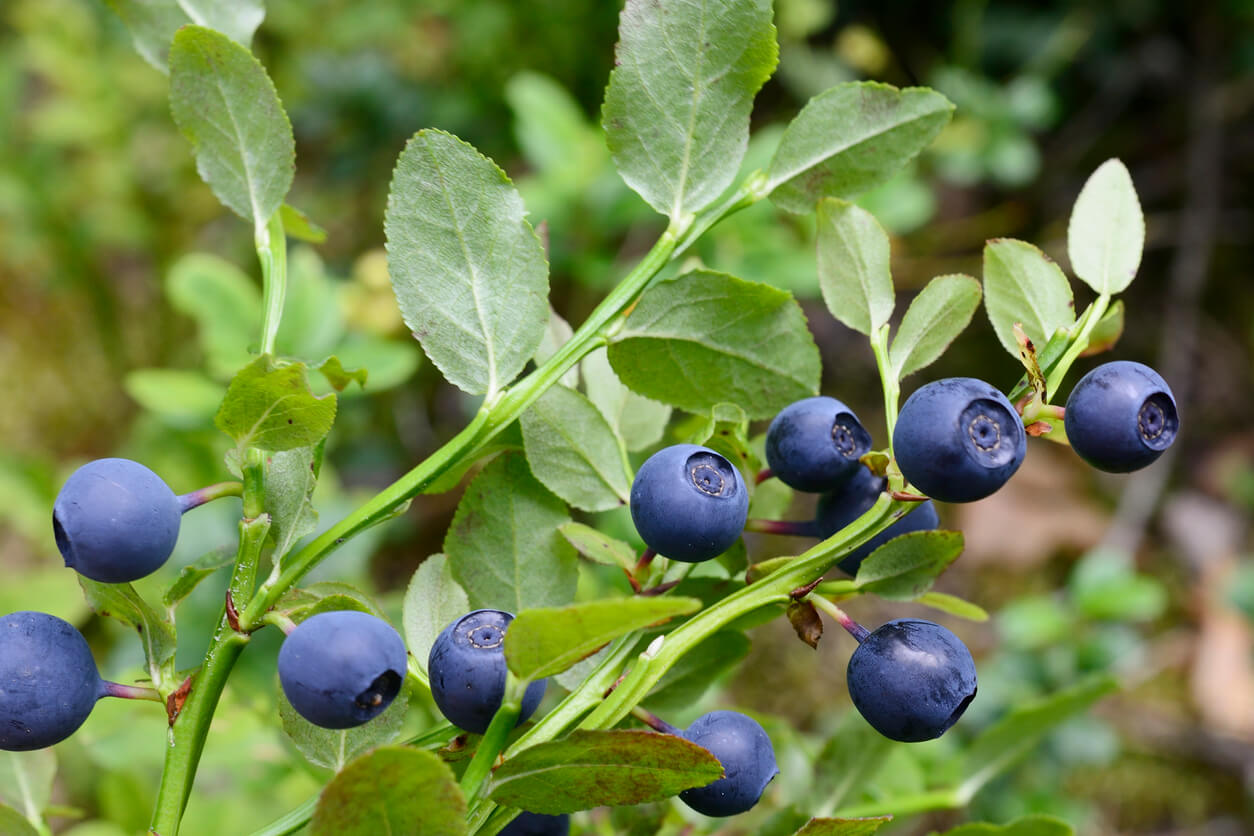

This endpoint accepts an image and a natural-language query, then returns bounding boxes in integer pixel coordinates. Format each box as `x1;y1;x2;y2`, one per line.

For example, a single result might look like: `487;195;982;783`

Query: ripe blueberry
0;611;104;751
678;710;779;817
765;396;873;492
629;444;748;563
498;811;570;836
846;618;977;742
53;458;183;583
278;610;408;730
813;466;940;575
428;609;547;735
893;378;1026;502
1064;360;1179;473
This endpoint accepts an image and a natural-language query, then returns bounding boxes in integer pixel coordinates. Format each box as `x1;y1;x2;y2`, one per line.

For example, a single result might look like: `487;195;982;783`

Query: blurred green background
1;0;1252;834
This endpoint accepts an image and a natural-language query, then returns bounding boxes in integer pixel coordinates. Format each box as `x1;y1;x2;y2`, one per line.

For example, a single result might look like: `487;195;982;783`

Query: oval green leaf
853;529;964;600
520;385;632;512
767;82;954;214
982;238;1075;359
310;746;466;836
889;274;983;379
1067;159;1144;295
488;730;723;814
403;554;470;676
385;129;550;397
106;0;264;72
816;198;895;335
582;347;672;453
505;597;701;681
169;26;294;226
793;817;893;836
214;356;337;453
445;454;579;613
607;271;820;419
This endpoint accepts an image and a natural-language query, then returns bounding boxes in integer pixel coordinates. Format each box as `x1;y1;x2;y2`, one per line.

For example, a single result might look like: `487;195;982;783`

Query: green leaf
854;530;964;600
505;597;701;681
812;711;896;810
313;357;368;393
1079;299;1124;357
124;369;226;426
582;347;671;453
487;729;723;814
890;275;983;379
310;746;466;836
214;356;337;453
815;199;894;336
445;454;579;613
0;804;38;836
265;446;321;565
162;547;235;611
982;239;1075;360
603;0;777;219
558;522;637;571
520;385;632;512
169;26;294;226
958;675;1119;800
766;82;954;214
794;818;893;836
331;334;422;395
165;253;261;380
385;129;549;397
279;678;412;771
1067;159;1143;295
403;554;470;675
607;271;821;419
105;0;264;72
280;203;327;244
685;402;760;490
77;578;176;690
0;749;56;819
915;591;990;622
934;814;1074;836
644;631;751;713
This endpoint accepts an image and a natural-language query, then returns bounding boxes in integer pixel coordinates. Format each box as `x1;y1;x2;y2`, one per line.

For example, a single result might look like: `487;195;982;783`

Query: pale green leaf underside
982;238;1075;358
445;454;578;613
603;0;778;219
607;271;821;419
0;750;55;821
106;0;264;72
767;82;954;213
520;385;632;512
581;347;671;452
385;130;550;396
402;554;470;675
1067;158;1144;295
264;446;320;566
505;597;701;681
816;198;895;335
169;26;294;225
890;274;982;378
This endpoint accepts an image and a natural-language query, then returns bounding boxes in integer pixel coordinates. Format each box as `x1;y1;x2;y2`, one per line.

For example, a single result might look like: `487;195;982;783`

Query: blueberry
498;811;570;836
893;378;1026;503
53;458;183;583
846;618;977;742
629;444;749;563
1064;360;1179;473
678;710;779;817
813;466;940;575
765;397;873;492
278;610;408;730
0;611;104;751
428;609;547;735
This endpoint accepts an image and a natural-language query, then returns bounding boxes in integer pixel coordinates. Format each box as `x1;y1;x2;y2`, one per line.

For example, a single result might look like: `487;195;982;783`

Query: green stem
256;211;287;357
870;322;900;445
459;676;525;804
835;787;962;818
1043;293;1111;399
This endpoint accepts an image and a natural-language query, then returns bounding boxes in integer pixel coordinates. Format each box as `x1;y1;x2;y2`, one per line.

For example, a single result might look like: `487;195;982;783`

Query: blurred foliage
1;0;1253;833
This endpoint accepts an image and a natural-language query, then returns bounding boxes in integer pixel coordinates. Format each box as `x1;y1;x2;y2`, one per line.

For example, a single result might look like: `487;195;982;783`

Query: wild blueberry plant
1;1;1170;835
